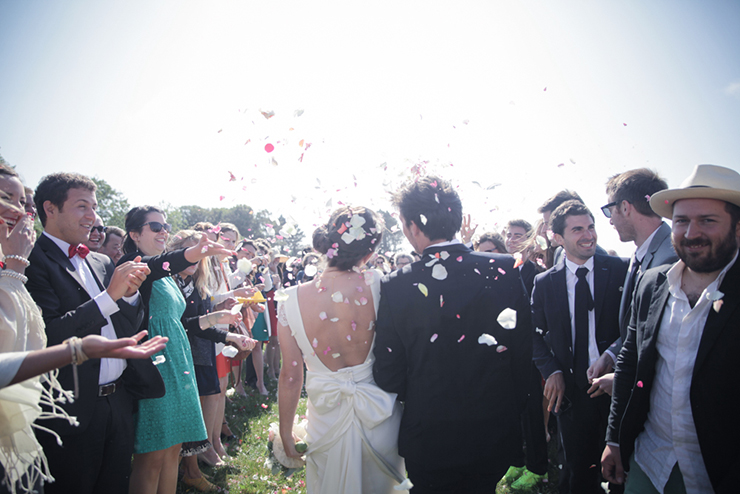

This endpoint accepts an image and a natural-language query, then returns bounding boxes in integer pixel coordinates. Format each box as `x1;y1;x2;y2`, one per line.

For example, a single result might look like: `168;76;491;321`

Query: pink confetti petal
323;346;331;355
351;320;357;331
457;335;465;343
498;267;506;275
162;262;170;271
359;297;368;305
387;347;392;352
430;334;438;342
637;380;644;388
292;361;298;366
496;345;507;353
474;268;481;275
261;403;268;409
319;312;328;320
440;295;444;307
346;335;352;341
312;338;318;348
457;256;463;262
264;143;275;153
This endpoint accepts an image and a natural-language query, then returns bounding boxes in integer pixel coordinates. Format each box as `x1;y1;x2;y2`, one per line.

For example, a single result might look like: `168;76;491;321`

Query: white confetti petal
222;346;238;358
478;334;498;346
439;251;450;260
304;265;318;277
152;355;166;366
431;264;448;281
425;258;439;267
237;258;253;274
273;290;289;302
330;318;339;322
341;232;355;244
419;214;427;225
331;291;344;303
497;308;517;330
707;290;724;301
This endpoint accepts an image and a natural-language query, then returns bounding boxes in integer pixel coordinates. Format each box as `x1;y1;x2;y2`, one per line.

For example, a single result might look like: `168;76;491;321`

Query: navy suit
373;243;532;488
26;234;164;494
607;258;740;493
532;253;628;493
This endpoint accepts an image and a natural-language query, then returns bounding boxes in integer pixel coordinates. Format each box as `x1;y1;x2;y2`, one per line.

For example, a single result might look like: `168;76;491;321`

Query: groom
373;176;533;493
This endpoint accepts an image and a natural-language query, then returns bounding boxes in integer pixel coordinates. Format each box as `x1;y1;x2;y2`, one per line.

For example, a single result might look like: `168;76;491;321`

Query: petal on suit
497;308;517;330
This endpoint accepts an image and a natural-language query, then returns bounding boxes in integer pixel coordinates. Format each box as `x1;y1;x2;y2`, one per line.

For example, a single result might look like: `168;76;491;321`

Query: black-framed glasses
91;226;107;234
141;221;172;233
601;202;618;218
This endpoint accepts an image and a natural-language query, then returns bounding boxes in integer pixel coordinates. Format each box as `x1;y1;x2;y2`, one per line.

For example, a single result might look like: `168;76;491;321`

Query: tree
376;209;405;257
91;177;130;228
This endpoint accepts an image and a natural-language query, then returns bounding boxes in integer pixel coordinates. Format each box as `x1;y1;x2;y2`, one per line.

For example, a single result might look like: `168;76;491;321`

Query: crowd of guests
1;162;738;494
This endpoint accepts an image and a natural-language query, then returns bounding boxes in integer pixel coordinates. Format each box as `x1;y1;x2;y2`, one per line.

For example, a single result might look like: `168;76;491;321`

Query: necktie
68;243;90;259
574;267;593;389
624;257;641;307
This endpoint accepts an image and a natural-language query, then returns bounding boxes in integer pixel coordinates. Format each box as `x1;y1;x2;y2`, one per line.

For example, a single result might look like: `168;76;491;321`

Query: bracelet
4;255;30;267
0;269;28;284
64;337;90;399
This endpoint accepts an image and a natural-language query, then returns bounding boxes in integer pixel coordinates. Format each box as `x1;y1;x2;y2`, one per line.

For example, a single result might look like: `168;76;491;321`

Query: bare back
296;269;378;371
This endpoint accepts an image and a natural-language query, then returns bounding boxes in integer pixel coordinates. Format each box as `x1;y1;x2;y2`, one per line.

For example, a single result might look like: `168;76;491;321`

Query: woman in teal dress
119;206;238;494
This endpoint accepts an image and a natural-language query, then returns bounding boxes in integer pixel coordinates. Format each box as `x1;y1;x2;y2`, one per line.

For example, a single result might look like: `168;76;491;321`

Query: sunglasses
91;225;107;234
601;202;619;218
141;221;172;233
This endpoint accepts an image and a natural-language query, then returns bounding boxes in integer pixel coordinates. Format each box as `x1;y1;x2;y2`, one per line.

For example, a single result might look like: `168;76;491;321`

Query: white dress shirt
634;251;737;494
43;232;134;385
564;256;600;368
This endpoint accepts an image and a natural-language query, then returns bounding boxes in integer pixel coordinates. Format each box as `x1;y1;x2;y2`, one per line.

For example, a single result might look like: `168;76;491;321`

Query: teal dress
134;277;207;454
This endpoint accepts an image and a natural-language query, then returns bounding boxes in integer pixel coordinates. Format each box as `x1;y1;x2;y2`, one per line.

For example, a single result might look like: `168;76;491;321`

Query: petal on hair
341;232;355;244
419;214;428;225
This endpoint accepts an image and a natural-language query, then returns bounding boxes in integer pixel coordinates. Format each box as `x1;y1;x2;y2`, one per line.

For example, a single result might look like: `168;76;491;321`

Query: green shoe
510;470;546;491
502;466;526;485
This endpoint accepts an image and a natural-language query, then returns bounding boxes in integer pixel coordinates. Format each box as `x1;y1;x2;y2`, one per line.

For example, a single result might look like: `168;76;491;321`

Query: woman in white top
277;206;408;494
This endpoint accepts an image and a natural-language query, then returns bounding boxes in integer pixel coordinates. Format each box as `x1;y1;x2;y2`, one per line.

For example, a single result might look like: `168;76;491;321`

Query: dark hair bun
312;225;332;255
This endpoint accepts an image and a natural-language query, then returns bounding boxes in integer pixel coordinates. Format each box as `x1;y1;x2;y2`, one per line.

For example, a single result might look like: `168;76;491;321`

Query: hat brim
650;187;740;219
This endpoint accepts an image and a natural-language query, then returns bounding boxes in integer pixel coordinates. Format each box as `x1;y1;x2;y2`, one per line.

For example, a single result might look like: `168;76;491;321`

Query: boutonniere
707;290;724;313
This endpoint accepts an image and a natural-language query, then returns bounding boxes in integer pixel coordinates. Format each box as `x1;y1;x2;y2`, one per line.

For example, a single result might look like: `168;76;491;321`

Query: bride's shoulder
362;268;383;286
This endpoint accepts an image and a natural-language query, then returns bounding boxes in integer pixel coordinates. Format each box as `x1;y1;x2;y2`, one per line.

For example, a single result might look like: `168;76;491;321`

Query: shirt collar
634;223;663;262
667;249;739;297
565;255;594;276
425;239;462;250
43;231;73;256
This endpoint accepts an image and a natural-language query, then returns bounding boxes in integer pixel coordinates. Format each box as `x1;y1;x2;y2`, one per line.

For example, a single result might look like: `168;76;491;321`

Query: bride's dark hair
313;206;384;271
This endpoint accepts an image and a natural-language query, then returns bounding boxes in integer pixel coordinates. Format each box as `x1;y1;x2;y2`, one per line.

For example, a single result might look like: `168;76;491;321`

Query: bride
277;206;408;494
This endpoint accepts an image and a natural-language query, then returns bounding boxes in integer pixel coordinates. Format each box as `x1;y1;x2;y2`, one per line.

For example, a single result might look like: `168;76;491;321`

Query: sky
1;0;739;256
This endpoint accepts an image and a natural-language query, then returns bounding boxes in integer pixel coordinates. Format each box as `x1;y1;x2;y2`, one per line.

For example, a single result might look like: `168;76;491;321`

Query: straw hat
650;164;740;219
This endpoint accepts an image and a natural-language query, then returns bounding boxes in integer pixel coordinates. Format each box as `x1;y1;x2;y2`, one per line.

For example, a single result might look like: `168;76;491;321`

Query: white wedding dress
279;272;408;494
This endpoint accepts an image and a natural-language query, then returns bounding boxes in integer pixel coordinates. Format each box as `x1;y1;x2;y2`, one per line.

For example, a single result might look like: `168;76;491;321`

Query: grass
176;377;562;494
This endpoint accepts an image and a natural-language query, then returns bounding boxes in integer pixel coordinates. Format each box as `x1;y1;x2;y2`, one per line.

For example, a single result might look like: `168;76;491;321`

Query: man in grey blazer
586;169;678;397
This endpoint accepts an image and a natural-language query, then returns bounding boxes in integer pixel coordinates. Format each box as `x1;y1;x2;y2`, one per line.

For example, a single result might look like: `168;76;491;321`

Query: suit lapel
642;222;671;271
85;255;107;292
39;234;88;292
593;255;608;329
551;262;573;354
694;258;740;376
641;270;671;350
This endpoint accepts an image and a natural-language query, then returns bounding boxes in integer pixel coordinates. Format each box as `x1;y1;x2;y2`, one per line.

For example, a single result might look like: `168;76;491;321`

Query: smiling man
603;165;740;494
26;172;162;494
531;200;628;493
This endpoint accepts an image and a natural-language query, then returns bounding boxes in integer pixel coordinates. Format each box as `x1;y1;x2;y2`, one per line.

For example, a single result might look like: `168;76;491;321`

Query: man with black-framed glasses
587;169;677;398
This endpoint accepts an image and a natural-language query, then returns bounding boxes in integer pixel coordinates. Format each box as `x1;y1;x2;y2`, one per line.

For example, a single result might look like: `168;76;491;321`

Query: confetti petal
535;235;548;250
360;297;368;305
478;334;498;346
496;345;508;353
332;353;341;359
417;283;429;297
152;355;166;365
351;320;357;331
498;267;506;275
457;335;465;343
319;312;327;320
497;308;517;329
273;290;289;302
474;268;481;275
432;264;448;281
222;346;238;358
346;335;351;341
331;291;344;303
292;361;298;366
430;333;438;342
706;290;724;301
713;299;724;313
425;258;439;267
457;256;463;262
368;321;374;331
330;318;339;322
637;380;644;388
440;295;444;307
162;262;170;271
237;258;253;274
264;143;275;153
387;347;392;352
419;214;428;225
312;338;318;348
440;251;450;260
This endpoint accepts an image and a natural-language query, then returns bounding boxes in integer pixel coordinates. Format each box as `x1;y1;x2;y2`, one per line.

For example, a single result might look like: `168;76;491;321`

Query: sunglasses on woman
141;221;172;233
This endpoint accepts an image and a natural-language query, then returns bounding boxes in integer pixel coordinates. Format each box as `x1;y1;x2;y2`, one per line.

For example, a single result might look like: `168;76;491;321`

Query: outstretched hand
81;331;168;360
460;214;478;244
185;234;236;262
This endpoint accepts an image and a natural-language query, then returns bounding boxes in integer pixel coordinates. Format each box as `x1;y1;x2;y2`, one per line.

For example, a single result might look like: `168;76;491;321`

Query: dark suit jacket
607;258;740;494
613;222;678;353
520;259;538;298
372;243;532;470
531;254;628;396
26;234;164;434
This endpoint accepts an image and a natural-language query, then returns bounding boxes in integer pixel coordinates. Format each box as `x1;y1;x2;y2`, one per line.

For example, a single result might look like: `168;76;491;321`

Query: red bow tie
68;244;90;259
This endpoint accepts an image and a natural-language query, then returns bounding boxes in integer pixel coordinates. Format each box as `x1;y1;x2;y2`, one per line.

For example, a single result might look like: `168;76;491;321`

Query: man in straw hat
602;164;740;493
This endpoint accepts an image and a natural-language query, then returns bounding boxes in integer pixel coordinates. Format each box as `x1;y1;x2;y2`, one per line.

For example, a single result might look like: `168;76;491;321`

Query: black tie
575;267;593;389
624;257;641;308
